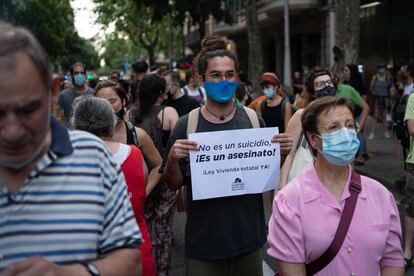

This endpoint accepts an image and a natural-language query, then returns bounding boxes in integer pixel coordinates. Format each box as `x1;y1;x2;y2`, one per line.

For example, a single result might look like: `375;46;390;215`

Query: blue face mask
317;128;360;166
204;80;239;103
263;88;275;98
73;73;86;87
316;86;336;97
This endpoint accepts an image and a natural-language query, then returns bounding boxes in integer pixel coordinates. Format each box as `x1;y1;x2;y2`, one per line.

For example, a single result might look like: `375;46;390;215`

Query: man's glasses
206;71;237;82
314;79;333;90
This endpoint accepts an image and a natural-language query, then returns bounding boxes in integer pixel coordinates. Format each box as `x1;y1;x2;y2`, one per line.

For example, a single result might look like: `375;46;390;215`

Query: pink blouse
267;164;404;276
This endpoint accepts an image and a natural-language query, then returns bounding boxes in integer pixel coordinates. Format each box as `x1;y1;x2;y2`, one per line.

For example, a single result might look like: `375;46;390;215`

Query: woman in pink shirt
267;96;404;275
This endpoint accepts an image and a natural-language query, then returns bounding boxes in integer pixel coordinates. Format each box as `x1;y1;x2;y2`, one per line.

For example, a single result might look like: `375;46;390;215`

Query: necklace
204;104;236;121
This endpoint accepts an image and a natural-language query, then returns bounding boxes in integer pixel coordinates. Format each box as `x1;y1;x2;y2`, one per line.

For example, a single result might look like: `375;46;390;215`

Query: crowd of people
2;19;414;276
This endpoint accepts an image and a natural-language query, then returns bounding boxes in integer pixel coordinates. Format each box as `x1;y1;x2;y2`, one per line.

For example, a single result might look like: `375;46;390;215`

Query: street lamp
168;0;174;69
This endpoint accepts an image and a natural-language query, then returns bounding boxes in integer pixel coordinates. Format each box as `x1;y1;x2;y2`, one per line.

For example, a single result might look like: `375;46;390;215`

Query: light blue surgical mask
317;128;360;166
263;88;275;98
204;80;239;103
73;73;86;87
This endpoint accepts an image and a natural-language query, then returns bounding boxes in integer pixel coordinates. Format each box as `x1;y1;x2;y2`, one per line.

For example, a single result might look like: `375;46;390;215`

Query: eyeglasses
314;79;333;90
206;71;237;82
318;119;359;134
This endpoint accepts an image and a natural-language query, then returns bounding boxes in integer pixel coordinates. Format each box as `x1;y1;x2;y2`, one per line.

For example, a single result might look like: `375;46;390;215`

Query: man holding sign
163;36;293;276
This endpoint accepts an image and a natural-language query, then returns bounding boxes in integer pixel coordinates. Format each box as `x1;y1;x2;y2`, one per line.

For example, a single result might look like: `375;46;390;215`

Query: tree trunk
333;0;360;75
245;0;264;95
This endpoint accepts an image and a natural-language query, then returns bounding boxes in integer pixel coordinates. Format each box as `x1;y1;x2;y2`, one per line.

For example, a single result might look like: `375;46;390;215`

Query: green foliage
0;0;99;70
94;0;182;66
100;32;145;70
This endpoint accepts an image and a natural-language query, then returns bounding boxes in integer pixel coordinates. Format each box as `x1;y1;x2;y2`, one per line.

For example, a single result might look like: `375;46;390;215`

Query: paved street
168;116;412;275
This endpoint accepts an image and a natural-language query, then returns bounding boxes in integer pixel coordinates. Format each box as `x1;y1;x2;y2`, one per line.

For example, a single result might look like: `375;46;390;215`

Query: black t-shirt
166;94;200;117
163;105;267;259
261;100;284;132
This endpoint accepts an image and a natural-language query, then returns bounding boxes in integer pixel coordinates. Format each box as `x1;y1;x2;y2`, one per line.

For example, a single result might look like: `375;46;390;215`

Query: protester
94;80;163;196
110;69;121;81
131;59;149;103
335;75;370;165
163;70;200;117
181;68;207;104
268;96;404;275
368;65;393;139
402;78;414;269
235;82;250;106
0;21;142;275
279;68;338;188
342;64;369;164
256;72;292;133
72;96;155;276
57;61;94;126
130;73;179;276
162;35;293;276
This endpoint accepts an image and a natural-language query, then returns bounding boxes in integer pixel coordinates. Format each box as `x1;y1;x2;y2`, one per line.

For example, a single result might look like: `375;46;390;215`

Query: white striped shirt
0;117;142;269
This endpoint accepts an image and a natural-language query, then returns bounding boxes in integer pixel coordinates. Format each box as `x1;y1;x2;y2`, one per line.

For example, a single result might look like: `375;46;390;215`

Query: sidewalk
354;116;406;193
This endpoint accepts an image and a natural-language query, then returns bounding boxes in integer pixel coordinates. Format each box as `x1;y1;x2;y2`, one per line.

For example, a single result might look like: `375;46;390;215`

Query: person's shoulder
59;87;74;96
86;87;94;94
68;129;108;151
360;175;393;200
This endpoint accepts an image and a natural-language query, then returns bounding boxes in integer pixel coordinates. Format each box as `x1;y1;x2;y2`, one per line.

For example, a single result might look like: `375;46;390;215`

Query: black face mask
316;86;337;98
114;107;125;121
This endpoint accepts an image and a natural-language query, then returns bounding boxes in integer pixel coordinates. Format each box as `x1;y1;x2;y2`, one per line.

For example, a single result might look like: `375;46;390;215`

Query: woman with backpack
256;72;292;133
130;73;179;276
94;80;163;196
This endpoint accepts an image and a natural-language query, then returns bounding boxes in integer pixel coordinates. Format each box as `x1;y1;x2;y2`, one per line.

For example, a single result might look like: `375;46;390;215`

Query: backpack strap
305;170;361;275
125;121;141;148
183;87;189;95
186;107;201;137
198;87;204;100
242;106;260;128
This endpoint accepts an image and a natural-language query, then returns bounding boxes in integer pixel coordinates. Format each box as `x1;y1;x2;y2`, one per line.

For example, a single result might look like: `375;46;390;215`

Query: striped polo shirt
0;117;142;269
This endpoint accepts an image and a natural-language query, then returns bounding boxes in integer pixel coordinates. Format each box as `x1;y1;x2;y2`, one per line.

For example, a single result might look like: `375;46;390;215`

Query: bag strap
305;170;361;275
125;121;141;148
242;106;260;128
186;107;201;137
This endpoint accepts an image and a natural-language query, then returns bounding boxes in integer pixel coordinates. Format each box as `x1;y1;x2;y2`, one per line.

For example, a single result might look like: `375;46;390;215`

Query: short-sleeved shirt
267;164;404;275
336;83;363;107
58;87;94;126
404;93;414;164
163;106;267;260
0;117;142;269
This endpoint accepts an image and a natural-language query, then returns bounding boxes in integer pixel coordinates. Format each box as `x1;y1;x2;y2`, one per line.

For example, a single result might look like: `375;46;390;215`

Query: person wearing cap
256;72;292;133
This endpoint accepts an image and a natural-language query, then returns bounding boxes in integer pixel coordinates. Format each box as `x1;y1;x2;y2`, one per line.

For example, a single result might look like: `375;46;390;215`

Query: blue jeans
357;131;365;156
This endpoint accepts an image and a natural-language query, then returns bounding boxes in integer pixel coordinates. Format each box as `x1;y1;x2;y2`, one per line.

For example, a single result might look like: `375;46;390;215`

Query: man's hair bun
201;35;226;52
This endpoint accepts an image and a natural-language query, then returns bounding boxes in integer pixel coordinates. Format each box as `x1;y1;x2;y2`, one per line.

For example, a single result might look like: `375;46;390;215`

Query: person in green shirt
336;82;370;164
403;89;414;267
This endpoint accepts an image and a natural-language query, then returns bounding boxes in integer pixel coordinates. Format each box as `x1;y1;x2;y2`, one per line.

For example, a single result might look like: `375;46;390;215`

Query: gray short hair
0;21;51;89
72;96;116;138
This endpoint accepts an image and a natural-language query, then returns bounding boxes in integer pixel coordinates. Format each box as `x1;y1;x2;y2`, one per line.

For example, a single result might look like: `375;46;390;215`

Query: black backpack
392;95;410;150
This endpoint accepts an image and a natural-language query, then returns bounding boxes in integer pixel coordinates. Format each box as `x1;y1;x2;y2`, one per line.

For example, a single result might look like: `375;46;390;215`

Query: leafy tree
140;0;224;40
94;0;182;66
0;0;99;70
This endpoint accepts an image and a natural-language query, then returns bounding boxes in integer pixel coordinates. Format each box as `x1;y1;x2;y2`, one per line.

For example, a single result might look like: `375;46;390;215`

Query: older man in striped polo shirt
0;22;142;276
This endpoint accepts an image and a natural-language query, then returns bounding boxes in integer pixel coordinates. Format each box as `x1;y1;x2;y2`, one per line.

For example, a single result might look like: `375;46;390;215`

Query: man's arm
1;249;141;276
358;99;369;130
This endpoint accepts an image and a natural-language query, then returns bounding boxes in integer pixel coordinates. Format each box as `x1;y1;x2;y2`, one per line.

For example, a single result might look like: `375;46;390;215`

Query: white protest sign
189;127;280;200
